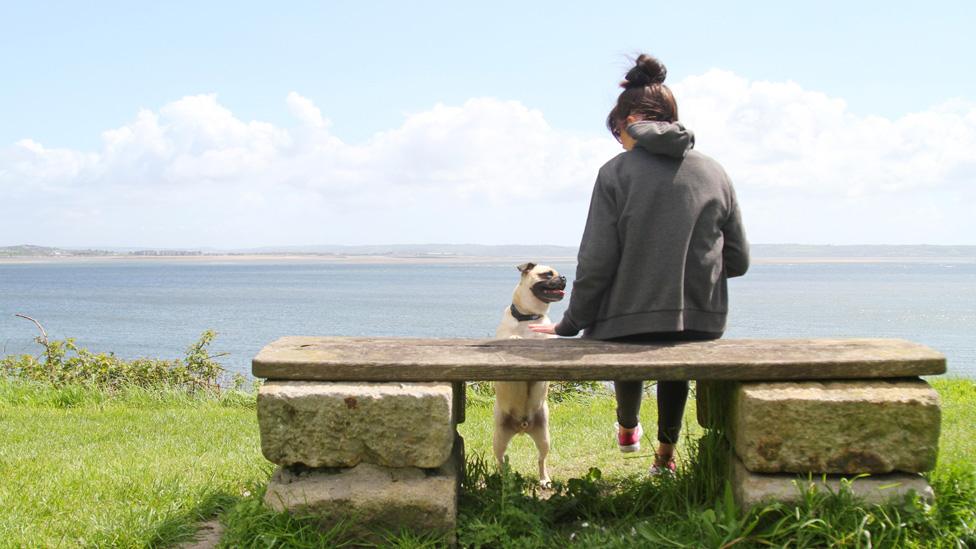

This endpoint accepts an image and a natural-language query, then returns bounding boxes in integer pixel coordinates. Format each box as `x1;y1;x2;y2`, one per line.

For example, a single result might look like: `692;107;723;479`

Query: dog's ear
516;262;536;275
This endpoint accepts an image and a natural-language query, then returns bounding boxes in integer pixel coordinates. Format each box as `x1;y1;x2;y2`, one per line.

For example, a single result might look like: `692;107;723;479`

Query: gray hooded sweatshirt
554;121;749;339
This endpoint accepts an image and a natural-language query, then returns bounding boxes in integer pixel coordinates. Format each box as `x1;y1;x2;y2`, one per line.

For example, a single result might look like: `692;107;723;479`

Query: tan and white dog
493;262;566;486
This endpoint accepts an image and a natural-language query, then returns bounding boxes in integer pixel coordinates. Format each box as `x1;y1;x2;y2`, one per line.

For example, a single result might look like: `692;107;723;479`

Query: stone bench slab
264;436;463;545
258;381;455;468
732;454;934;510
705;379;940;474
253;337;945;381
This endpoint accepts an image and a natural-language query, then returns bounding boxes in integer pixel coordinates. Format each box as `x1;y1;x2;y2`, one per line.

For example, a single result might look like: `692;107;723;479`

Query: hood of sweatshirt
626;121;695;158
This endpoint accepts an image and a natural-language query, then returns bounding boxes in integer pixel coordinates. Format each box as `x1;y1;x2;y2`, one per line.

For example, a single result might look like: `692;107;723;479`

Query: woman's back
538;52;750;473
559;121;748;340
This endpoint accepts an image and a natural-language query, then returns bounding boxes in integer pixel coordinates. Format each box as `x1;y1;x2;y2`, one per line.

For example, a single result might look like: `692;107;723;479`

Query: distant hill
0;245;113;257
0;245;200;257
231;244;579;257
2;243;974;259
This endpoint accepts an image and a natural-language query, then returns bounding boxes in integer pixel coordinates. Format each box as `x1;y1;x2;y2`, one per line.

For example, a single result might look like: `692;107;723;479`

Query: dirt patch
177;519;224;549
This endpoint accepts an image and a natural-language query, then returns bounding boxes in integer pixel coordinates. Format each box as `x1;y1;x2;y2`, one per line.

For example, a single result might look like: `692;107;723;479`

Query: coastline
0;254;577;265
0;254;973;265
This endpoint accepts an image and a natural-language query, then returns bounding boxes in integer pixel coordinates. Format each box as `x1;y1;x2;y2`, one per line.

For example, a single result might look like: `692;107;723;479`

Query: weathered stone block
265;435;464;544
731;453;933;510
732;378;940;474
258;381;454;468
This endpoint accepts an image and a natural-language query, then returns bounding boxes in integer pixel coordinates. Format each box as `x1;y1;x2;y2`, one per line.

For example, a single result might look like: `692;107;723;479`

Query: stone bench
252;337;945;541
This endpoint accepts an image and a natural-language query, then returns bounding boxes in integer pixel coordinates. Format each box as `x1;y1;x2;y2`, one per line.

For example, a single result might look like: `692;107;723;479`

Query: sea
1;259;974;379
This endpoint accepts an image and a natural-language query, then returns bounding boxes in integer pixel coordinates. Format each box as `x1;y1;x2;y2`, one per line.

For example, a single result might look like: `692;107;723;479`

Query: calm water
1;260;973;378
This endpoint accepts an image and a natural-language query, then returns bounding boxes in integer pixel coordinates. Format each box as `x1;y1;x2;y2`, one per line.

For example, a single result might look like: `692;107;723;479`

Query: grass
461;388;667;479
0;380;267;547
453;379;976;548
0;378;974;547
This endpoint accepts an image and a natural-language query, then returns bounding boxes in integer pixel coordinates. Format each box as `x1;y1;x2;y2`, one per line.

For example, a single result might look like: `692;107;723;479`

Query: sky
1;1;974;248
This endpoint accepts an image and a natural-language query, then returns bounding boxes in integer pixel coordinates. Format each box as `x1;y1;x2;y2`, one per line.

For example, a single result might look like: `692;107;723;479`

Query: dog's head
516;262;567;303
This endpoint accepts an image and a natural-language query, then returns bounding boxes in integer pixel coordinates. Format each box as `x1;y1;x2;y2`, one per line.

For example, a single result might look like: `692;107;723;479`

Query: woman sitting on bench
531;53;749;475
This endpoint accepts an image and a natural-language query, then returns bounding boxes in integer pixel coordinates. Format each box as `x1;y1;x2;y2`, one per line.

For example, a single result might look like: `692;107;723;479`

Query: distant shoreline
0;254;575;265
1;254;973;265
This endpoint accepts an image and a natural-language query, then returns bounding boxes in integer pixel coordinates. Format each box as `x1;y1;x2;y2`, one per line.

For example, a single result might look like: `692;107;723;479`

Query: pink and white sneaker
615;422;643;453
649;456;677;476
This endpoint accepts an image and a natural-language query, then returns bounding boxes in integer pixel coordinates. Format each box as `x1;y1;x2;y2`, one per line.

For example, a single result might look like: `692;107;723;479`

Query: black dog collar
510;304;542;322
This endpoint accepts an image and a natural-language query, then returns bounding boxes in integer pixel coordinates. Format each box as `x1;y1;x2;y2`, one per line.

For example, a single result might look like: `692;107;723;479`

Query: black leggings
610;330;722;444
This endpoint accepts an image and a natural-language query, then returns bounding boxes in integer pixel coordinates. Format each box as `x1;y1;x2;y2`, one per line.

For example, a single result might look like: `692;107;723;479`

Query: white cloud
674;70;976;197
0;75;973;247
668;70;975;244
7;138;95;185
286;92;327;129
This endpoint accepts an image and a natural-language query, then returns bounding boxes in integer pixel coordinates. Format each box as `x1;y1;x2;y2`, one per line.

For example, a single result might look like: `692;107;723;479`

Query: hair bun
621;54;667;88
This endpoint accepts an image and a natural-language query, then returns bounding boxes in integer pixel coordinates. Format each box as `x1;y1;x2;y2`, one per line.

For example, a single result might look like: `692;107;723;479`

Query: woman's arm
554;169;622;336
722;182;749;278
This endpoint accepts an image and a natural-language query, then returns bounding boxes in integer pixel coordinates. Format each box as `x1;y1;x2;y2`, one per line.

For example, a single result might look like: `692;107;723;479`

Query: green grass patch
0;379;266;547
1;378;974;547
450;380;976;548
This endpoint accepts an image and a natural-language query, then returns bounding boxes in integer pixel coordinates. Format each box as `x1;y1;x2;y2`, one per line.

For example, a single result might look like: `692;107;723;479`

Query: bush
0;329;245;393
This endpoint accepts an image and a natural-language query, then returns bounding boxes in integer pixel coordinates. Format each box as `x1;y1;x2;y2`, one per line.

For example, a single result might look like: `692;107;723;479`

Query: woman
531;54;749;474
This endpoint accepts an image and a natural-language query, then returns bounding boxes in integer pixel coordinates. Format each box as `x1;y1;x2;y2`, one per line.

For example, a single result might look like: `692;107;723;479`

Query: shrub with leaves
1;328;245;392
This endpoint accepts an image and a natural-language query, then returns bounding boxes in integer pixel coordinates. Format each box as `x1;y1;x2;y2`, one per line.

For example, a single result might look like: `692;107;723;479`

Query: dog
493;262;566;486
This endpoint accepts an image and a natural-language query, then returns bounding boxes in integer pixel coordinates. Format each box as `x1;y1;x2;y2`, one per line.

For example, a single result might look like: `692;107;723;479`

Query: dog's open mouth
531;281;566;302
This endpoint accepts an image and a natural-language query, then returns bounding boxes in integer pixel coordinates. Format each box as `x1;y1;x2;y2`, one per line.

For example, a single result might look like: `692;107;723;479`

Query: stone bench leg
264;436;464;544
453;381;465;424
696;378;940;509
257;381;464;544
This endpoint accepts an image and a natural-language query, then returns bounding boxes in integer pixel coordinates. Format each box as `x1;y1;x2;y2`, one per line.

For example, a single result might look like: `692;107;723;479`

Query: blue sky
1;1;974;247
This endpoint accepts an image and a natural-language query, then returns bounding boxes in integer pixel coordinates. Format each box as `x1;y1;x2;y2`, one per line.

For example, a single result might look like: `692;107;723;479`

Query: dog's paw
539;478;552;489
509;335;523;340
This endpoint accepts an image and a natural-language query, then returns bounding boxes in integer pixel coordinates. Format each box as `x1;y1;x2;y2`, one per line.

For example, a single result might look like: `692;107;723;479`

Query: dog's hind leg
526;402;552;488
492;423;518;473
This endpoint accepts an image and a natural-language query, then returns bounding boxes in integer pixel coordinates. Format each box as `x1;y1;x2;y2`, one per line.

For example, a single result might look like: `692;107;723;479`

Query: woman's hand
529;323;557;335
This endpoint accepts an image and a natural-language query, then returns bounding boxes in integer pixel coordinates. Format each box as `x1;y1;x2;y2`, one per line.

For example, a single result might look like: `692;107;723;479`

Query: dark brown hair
607;54;679;140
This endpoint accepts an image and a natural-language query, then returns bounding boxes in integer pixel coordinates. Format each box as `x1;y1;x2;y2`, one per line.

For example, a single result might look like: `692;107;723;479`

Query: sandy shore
752;256;976;265
0;254;973;265
0;254;576;265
